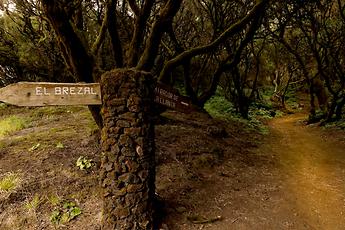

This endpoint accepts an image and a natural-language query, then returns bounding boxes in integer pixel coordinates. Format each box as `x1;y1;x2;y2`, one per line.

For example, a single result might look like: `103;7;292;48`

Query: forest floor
187;113;345;230
0;105;345;229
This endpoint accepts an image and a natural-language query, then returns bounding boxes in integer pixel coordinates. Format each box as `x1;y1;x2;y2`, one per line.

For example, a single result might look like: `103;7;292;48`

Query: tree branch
42;0;103;128
128;0;155;66
91;0;111;56
107;0;124;68
198;4;265;105
158;0;267;81
136;0;183;71
128;0;140;17
41;0;94;83
337;0;345;22
91;0;123;67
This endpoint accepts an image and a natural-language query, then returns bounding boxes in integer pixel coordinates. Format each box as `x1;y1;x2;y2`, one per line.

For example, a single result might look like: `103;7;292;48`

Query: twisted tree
0;0;269;228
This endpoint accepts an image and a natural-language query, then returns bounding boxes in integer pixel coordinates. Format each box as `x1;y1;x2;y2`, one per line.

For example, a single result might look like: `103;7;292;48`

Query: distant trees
304;1;345;121
266;0;345;122
0;0;72;86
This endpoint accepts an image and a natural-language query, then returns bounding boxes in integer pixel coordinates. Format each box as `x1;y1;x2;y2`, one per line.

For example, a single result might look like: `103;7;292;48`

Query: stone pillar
100;69;155;229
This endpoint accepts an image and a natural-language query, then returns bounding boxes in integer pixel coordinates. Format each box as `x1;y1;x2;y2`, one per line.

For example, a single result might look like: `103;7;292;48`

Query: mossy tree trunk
100;69;156;229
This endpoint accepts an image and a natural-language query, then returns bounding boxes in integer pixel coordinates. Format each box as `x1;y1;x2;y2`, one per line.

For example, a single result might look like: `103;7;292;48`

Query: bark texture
100;69;155;229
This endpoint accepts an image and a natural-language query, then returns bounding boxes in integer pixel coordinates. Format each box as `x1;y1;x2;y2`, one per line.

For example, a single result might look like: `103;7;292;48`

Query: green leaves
50;201;82;225
60;202;82;223
76;156;93;170
50;210;61;225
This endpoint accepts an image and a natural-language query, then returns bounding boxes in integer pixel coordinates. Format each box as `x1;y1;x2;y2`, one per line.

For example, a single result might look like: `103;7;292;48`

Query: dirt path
188;113;345;230
268;114;345;229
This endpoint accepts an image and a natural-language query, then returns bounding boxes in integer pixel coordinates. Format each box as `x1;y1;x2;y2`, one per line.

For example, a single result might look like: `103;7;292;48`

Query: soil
177;113;345;230
0;106;345;229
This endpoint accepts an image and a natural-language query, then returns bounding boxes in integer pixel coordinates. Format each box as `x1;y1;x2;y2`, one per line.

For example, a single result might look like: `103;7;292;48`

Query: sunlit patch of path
271;114;345;229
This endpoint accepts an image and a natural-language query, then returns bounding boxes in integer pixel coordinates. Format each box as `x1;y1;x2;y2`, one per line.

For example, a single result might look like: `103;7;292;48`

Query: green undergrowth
0;172;22;192
0;103;7;109
0;106;97;153
0;115;30;138
285;87;300;109
204;95;280;135
322;119;345;130
250;102;284;119
24;194;41;211
50;200;82;225
204;95;236;119
260;86;303;112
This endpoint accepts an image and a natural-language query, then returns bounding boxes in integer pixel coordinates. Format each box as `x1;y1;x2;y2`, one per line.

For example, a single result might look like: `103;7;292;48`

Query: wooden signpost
0;82;101;106
154;83;191;112
0;82;192;112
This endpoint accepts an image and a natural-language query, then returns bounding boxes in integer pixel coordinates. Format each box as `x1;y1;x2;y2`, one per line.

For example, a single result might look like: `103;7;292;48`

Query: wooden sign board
0;82;101;106
0;82;192;112
155;83;192;112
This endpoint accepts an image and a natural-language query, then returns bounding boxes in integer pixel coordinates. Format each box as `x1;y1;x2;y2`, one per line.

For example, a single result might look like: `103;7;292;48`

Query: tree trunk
313;78;328;115
100;69;156;229
309;81;316;118
238;96;250;119
88;105;103;128
42;0;103;129
335;96;345;120
327;97;337;122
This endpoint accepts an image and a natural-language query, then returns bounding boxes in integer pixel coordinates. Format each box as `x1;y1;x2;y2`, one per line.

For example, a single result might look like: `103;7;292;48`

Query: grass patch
0;172;21;192
47;193;61;206
78;110;99;135
0;115;29;138
24;194;41;211
204;95;237;119
31;106;85;118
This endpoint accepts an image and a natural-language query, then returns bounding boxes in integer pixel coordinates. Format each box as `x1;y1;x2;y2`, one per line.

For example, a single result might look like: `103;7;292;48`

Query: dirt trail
193;113;345;230
268;114;345;229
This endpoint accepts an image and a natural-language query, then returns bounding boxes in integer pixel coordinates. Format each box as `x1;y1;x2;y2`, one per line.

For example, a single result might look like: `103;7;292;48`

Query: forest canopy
0;0;344;123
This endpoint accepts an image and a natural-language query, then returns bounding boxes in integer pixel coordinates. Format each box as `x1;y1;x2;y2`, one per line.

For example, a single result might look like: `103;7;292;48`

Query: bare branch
198;4;265;105
338;0;345;21
158;0;268;81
